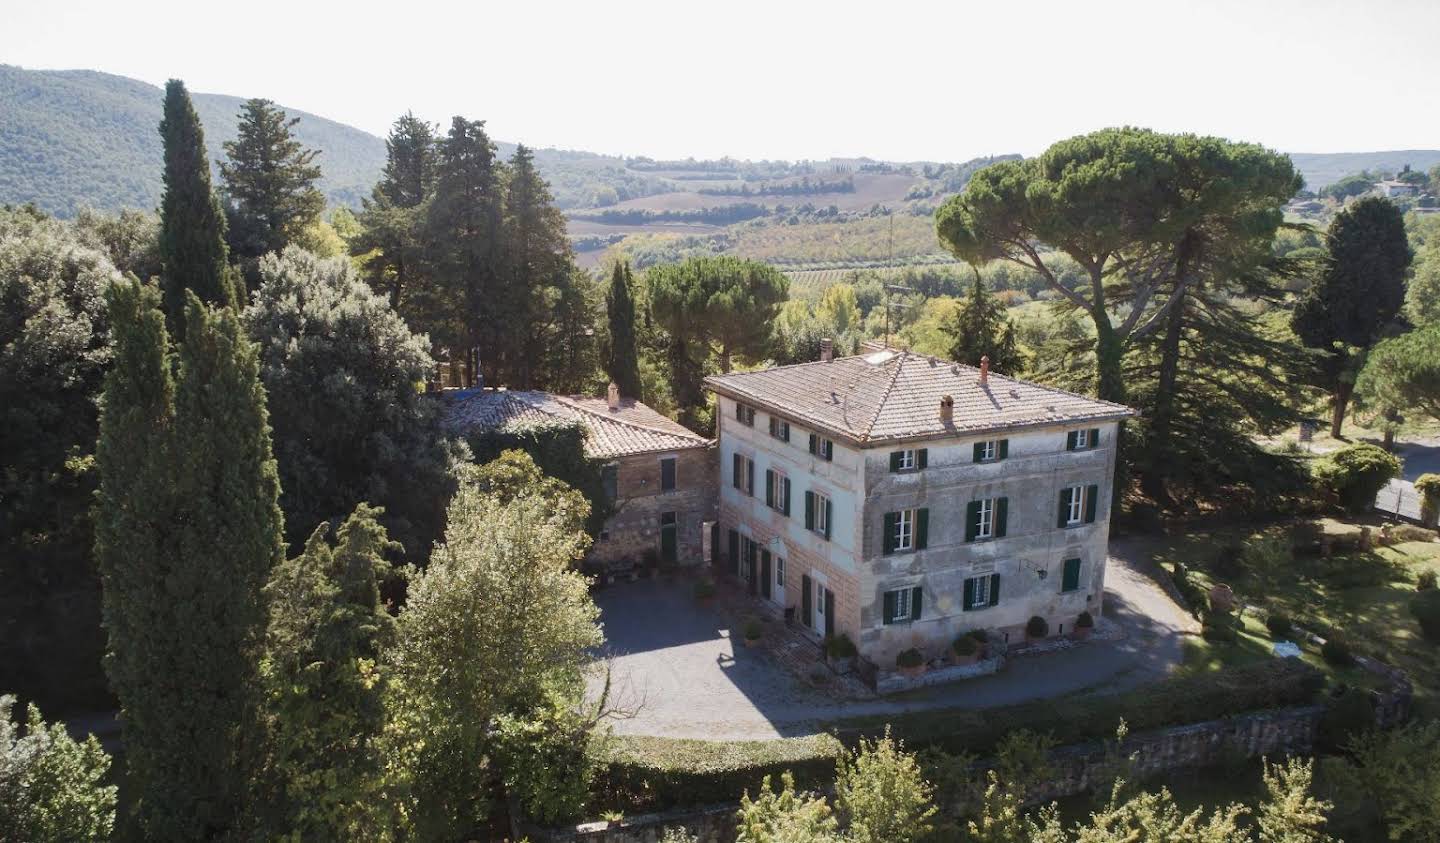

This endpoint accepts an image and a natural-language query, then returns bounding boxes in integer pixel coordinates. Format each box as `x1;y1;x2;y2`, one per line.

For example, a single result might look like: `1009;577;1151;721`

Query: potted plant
825;634;857;673
968;628;990;659
896;647;926;679
742;618;763;648
693;579;715;604
950;634;980;665
1419;474;1440;529
1073;611;1094;639
1026;615;1049;643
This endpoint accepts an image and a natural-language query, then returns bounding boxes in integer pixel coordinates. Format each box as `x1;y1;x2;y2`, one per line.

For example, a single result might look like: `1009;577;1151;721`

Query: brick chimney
607;382;621;410
820;338;833;363
940;394;954;424
979;355;990;387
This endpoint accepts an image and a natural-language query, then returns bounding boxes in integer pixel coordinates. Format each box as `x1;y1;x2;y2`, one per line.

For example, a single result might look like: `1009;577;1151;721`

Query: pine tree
502;144;578;388
158;80;235;332
219;98;325;267
259;504;398;839
945;272;1021;373
95;282;283;838
377;112;436;208
425;117;504;385
354;113;437;309
606;261;644;398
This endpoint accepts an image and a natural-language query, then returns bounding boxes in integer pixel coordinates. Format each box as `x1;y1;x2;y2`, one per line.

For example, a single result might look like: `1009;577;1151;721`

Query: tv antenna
883;282;913;349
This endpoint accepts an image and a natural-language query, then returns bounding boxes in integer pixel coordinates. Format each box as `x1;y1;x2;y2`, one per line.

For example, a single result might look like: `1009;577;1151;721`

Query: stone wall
591;447;716;569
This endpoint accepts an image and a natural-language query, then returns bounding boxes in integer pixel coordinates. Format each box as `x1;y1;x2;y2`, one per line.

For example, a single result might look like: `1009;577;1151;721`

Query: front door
760;550;772;600
824;588;836;639
745;540;758;595
802;574;813;628
660;512;677;564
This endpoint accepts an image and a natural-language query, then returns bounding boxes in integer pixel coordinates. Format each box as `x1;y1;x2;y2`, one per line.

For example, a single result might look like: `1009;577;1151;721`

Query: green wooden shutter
1058;487;1072;528
735;402;743;421
1066;430;1078;451
998;439;1009;459
728;529;740;575
916;508;929;549
808;433;817;455
1090;428;1100;447
823;440;834;461
965;501;980;542
804;491;815;530
783;478;792;516
1085;484;1099;523
889;451;902;472
824;498;833;539
883;590;896;624
917;448;928;469
995;497;1008;538
882;512;896;555
1062;557;1081;592
732;453;741;488
988;574;1001;607
911;586;923;621
963;578;976;611
973;442;984;463
802;574;813;627
765;469;775;507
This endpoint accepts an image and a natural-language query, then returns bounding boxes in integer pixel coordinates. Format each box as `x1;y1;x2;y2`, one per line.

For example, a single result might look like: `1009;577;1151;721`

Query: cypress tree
605;260;643;398
158;80;236;332
503;144;577;388
94;283;283;838
219;98;325;267
354;113;437;309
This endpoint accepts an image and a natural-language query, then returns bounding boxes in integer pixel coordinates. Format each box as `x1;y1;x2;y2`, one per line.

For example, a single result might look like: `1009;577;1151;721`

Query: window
765;469;791;516
888;588;912;622
1061;557;1082;593
1058;484;1098;527
1066;485;1084;525
978;440;995;461
601;463;618;501
883;508;928;554
815;580;826;619
806;490;833;539
963;574;1001;611
894;509;914;551
732;453;755;495
660;457;676;492
973;439;1009;462
965;497;1008;542
1066;427;1100;451
808;433;835;461
734;402;755;426
891;449;918;471
768;416;790;442
776;556;785;587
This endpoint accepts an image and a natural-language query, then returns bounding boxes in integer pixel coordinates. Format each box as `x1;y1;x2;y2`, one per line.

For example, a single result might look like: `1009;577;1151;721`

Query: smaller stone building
443;386;716;569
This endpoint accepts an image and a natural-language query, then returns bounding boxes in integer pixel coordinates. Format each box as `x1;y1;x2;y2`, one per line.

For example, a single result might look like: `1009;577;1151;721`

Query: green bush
1419;570;1438;592
896;648;924;669
825;634;857;659
744;619;763;641
952;635;979;657
1416;472;1440;501
1322;635;1355;667
1410;589;1440;641
1318;688;1376;753
1076;611;1094;629
1313;443;1402;513
1202;611;1239;644
1266;613;1294;639
967;629;988;643
693;580;715;600
1026;616;1049;639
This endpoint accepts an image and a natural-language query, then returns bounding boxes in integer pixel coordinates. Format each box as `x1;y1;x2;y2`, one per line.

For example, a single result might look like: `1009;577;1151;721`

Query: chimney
820;338;833;363
979;355;990;387
940;394;954;424
607;382;621;410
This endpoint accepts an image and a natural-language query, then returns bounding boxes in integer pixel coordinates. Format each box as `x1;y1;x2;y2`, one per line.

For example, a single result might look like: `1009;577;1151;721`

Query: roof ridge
860;351;909;440
555;395;710;443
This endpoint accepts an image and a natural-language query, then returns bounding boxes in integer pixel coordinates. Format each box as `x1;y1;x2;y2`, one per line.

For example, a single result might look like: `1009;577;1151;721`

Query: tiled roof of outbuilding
440;389;711;459
705;350;1134;445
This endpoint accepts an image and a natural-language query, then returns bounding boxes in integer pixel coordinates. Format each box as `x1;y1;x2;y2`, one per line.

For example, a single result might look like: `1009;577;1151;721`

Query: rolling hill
1288;150;1440;190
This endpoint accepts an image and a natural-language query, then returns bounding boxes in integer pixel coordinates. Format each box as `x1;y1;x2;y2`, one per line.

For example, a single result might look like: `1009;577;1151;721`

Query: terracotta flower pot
899;664;926;679
743;636;761;648
1073;626;1092;639
949;650;979;666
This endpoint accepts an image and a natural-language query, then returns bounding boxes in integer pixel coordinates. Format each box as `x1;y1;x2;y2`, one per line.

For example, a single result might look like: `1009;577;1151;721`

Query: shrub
896;648;924;669
825;634;857;659
744;619;763;641
1410;589;1440;641
1213;544;1247;579
693;580;715;600
1243;532;1293;573
967;628;988;643
1266;613;1294;639
1318;687;1376;752
1419;570;1438;592
734;771;838;843
0;696;116;841
1393;524;1437;544
1290;520;1324;552
1076;611;1095;629
1026;616;1049;639
834;731;937;843
1322;635;1354;667
952;635;979;657
1202;611;1239;644
1313;443;1402;513
1416;472;1440;501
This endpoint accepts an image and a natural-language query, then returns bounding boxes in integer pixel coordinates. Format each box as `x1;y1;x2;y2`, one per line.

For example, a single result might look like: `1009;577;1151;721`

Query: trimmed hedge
596;659;1323;812
595;734;844;811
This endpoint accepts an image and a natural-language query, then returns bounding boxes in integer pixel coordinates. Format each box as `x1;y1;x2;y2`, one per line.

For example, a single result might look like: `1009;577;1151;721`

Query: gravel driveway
589;547;1195;740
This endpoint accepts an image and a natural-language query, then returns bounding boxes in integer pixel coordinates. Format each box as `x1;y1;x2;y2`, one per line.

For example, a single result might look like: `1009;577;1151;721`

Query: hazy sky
5;0;1438;162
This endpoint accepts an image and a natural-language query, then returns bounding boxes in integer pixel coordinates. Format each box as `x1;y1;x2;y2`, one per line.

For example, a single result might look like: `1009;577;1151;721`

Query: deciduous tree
1357;323;1440;426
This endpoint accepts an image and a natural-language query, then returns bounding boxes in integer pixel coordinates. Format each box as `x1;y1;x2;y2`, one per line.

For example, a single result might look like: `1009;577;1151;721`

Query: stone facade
591;446;717;569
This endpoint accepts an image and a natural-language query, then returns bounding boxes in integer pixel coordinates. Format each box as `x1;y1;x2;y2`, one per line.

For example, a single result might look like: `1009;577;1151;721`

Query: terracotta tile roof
705;350;1135;445
440;389;711;459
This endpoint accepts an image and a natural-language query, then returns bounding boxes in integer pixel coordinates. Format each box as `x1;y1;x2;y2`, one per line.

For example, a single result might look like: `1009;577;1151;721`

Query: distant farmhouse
705;344;1134;675
1374;179;1420;199
443;386;717;570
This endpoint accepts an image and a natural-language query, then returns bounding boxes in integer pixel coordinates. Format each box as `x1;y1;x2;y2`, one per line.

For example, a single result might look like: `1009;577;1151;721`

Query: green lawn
1141;516;1440;709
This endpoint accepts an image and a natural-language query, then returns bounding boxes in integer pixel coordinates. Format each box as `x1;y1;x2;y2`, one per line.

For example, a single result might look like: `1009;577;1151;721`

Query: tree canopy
219;98;325;268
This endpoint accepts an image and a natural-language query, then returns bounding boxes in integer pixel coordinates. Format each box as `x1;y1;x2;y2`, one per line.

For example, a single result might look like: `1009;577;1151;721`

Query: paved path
589;546;1195;740
1373;437;1440;522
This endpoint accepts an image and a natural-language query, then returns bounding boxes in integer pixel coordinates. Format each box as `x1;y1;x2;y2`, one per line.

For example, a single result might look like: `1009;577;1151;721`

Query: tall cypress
158;80;236;332
94;283;283;839
605;261;643;398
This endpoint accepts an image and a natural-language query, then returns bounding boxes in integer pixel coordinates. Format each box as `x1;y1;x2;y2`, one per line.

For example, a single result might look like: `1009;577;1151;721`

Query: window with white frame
976;498;994;539
734;402;755;426
815;580;826;618
896;449;916;471
768;416;790;442
965;574;994;609
893;509;914;551
767;470;790;515
978;440;997;461
775;556;785;587
814;492;831;536
888;587;912;621
1074;428;1090;448
1066;484;1085;525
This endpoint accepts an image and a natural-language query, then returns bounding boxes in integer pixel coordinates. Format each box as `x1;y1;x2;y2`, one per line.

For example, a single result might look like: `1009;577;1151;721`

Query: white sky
5;0;1438;162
